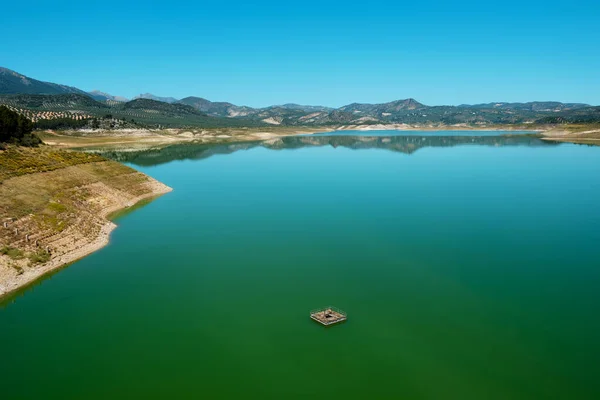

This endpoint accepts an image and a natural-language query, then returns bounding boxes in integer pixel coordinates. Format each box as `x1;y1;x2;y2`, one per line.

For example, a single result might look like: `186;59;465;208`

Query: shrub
28;249;51;265
0;246;24;260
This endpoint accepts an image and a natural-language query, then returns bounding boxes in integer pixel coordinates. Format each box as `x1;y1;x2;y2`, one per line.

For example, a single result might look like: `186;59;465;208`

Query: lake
1;133;599;399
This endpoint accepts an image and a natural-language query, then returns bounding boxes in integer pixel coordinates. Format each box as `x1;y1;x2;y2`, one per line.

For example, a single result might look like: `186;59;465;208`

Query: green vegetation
28;250;51;265
535;107;600;124
34;117;89;130
0;94;265;129
0;146;105;182
1;81;599;130
0;246;24;260
0;105;41;147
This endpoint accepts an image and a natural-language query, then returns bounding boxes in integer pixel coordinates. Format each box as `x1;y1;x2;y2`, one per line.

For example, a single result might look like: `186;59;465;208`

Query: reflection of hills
95;134;560;166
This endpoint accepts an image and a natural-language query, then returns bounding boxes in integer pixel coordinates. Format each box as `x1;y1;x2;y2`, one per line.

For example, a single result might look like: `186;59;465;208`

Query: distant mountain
177;96;255;117
118;98;263;127
0;94;265;128
2;66;599;129
133;93;178;104
123;98;205;116
88;90;128;102
460;101;590;112
0;93;108;109
0;67;89;96
339;98;425;115
177;98;335;122
275;103;334;112
534;106;600;124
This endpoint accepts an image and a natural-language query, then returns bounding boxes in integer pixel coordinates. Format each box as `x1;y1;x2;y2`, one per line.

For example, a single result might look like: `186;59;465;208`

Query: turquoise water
1;134;600;399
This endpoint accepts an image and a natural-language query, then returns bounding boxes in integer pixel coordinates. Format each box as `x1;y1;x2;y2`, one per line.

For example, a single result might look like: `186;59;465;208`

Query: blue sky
1;0;598;107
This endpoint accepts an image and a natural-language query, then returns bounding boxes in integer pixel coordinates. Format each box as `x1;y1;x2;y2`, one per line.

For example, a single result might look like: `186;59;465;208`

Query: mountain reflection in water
92;134;560;166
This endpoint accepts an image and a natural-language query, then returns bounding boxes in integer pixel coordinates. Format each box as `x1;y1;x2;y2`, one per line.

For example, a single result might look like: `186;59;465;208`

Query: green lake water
1;133;599;399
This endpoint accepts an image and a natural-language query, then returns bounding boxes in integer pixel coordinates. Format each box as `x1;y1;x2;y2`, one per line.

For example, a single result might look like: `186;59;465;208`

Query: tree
0;106;41;147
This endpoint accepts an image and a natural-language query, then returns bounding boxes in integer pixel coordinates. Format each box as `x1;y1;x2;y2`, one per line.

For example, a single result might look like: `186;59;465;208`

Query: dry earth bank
0;146;171;297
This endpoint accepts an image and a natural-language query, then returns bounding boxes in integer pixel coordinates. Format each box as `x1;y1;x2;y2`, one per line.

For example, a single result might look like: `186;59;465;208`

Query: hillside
1;67;599;129
534;106;600;124
339;98;425;114
177;96;255;117
0;67;89;96
0;94;266;128
133;93;178;103
460;102;590;112
88;90;128;103
0;146;171;297
0;105;41;147
276;103;334;112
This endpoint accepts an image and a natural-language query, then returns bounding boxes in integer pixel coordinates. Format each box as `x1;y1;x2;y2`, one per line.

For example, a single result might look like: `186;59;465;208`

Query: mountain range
133;93;178;104
88;90;129;103
1;66;599;128
0;67;89;97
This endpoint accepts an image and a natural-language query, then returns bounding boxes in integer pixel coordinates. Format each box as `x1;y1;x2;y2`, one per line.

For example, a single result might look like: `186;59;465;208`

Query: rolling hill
1;66;599;129
133;93;179;104
177;96;255;117
88;90;128;103
0;67;89;96
459;101;589;112
0;93;266;128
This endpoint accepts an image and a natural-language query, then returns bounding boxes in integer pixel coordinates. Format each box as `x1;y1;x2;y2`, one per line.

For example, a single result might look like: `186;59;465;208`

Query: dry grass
0;145;105;182
0;147;171;294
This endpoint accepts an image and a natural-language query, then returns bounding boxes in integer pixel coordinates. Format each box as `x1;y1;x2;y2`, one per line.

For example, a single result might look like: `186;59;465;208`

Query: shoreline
0;177;172;300
38;125;547;152
331;124;542;132
2;125;596;301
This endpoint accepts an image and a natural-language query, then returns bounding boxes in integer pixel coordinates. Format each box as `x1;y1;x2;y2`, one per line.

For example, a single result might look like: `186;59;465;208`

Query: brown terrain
540;124;600;144
37;126;333;150
0;146;171;297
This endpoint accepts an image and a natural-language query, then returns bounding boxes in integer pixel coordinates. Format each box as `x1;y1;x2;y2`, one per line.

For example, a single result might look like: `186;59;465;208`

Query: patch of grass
28;250;50;265
47;201;68;213
0;146;105;182
39;214;67;232
0;246;24;260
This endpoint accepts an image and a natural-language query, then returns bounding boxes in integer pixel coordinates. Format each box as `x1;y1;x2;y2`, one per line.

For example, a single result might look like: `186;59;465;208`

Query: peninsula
0;145;171;298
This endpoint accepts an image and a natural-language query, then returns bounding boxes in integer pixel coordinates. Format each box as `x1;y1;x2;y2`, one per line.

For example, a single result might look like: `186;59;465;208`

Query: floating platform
310;306;347;326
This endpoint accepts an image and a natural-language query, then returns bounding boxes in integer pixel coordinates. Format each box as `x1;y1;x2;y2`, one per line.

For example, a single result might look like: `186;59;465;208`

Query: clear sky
1;0;598;107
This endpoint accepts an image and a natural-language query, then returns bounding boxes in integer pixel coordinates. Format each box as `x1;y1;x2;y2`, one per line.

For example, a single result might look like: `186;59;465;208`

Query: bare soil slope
0;147;171;296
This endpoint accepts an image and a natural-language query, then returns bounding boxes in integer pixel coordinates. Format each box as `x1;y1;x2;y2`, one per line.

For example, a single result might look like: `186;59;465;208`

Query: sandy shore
38;127;335;150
